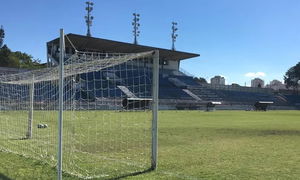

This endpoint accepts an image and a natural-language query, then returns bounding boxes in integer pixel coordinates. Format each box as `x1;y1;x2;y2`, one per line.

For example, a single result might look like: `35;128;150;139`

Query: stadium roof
47;33;200;61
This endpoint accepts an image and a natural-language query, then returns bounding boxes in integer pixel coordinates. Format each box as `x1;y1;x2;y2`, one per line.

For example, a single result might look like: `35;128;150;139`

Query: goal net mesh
0;50;155;179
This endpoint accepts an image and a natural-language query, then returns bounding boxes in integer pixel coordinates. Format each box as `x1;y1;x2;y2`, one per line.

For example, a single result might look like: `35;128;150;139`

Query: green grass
1;110;300;179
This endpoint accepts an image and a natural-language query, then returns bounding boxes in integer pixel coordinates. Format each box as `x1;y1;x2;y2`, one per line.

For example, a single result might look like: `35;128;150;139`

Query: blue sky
1;0;300;86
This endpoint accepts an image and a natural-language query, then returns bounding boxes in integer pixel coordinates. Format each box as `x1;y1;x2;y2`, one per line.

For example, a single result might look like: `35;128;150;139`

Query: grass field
1;110;300;180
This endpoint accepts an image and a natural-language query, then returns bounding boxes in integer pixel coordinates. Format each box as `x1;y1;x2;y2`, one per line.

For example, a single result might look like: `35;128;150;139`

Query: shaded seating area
254;101;273;111
206;101;222;111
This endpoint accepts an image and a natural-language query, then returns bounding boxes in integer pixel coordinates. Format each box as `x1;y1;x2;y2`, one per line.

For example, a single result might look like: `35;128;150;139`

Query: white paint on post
151;50;159;169
58;28;65;180
26;74;34;139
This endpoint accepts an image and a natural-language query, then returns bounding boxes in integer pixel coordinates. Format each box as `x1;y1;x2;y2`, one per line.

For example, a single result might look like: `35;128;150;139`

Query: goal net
0;46;159;179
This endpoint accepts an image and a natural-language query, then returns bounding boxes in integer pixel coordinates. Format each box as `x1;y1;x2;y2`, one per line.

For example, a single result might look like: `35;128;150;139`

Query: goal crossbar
0;51;154;85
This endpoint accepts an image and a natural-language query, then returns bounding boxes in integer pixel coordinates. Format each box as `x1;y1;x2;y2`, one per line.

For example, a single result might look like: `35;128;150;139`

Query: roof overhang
47;33;200;61
256;101;274;104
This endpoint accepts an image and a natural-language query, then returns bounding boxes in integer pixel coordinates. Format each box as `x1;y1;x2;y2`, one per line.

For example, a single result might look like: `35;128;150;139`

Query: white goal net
0;40;159;179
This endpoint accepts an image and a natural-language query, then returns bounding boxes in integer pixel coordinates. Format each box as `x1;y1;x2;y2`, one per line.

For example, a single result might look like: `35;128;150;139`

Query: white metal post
58;28;65;180
26;74;34;139
151;50;159;169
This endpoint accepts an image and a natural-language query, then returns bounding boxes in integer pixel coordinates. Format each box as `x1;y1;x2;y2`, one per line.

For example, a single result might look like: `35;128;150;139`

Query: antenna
85;1;94;37
171;22;178;51
132;13;140;45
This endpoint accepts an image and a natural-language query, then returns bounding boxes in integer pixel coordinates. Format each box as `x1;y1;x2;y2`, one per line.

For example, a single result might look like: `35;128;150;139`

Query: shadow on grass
0;173;12;180
9;138;28;141
217;128;300;136
108;167;153;180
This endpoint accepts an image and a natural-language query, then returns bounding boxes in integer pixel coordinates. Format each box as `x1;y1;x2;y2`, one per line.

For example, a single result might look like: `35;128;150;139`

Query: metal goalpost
56;29;159;179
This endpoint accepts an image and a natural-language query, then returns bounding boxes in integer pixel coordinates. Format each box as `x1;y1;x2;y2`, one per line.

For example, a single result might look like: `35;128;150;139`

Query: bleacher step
183;89;202;101
117;86;136;98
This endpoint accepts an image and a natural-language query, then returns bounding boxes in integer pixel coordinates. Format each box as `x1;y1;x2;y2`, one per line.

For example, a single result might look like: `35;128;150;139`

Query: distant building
210;75;225;85
266;80;285;90
251;78;264;88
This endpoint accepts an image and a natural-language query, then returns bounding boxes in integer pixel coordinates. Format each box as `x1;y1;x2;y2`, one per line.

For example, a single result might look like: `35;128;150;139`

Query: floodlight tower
171;22;178;51
132;13;140;45
85;1;94;37
0;25;4;48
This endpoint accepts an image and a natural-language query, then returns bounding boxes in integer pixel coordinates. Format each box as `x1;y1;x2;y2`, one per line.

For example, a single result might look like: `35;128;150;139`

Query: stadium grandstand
0;67;28;75
32;33;299;111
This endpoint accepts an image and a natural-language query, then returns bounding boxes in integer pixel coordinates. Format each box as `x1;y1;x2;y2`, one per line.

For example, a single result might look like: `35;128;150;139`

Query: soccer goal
0;29;159;179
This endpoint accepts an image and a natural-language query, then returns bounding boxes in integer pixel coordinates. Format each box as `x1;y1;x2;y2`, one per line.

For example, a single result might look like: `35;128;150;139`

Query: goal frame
56;29;159;179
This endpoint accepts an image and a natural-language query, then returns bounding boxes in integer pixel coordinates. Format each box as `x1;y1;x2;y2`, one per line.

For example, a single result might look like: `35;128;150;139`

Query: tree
14;51;42;69
0;45;14;67
0;45;43;69
284;62;300;90
0;26;42;69
194;77;207;84
0;25;4;48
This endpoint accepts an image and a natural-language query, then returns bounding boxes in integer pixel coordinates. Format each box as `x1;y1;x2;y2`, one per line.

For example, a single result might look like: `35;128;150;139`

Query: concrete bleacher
73;65;195;102
159;72;300;109
4;63;297;110
0;67;28;75
215;90;273;104
159;76;193;100
284;94;300;106
188;85;222;101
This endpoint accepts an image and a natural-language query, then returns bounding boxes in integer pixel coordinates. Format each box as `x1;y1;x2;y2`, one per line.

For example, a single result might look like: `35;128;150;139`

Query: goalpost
26;74;34;139
0;29;159;179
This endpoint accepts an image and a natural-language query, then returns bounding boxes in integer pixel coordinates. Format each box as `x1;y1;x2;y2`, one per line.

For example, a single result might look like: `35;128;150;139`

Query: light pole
298;80;300;95
0;25;4;48
85;1;94;37
132;13;140;45
171;22;178;51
